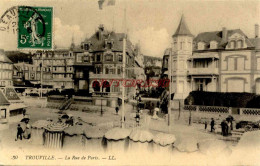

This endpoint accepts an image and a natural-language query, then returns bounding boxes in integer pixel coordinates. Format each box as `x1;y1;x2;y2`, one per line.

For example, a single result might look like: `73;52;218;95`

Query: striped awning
44;122;68;132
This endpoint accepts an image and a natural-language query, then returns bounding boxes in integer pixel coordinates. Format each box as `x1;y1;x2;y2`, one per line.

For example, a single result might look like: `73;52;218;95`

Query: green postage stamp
18;6;53;49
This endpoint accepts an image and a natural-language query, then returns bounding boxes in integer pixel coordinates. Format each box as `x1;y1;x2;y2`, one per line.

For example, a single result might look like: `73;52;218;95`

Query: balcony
188;68;219;75
89;73;122;79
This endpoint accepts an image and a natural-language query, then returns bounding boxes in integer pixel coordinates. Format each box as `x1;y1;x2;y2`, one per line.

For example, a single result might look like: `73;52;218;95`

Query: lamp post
101;93;103;116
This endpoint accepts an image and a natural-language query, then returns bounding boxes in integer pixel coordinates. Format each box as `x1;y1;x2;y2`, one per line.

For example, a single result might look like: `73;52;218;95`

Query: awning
188;54;219;60
8;103;27;111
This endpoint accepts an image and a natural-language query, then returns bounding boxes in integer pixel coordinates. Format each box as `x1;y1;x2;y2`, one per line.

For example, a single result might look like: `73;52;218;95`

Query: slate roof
0;49;13;63
0;90;10;106
173;15;193;37
83;29;135;57
249;38;260;49
194;29;255;50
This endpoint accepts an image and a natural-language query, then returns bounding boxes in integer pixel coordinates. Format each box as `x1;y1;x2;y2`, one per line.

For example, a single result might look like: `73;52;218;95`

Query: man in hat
15;124;24;141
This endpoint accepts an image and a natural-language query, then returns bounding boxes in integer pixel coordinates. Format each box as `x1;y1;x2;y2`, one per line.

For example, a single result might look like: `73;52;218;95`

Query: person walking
221;120;226;136
205;120;208;131
115;105;119;115
15;124;24;141
210;118;215;132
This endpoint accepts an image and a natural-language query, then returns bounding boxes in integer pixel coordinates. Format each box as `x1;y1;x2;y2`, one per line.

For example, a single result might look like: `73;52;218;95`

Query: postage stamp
18;6;53;49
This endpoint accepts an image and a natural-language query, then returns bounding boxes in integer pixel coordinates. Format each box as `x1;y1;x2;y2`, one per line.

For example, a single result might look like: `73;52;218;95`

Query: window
229;41;236;49
83;56;90;62
228;58;235;70
210;41;218;49
96;66;102;74
180;41;185;50
198;42;205;50
109;68;115;74
77;53;83;62
237;40;243;48
96;54;101;62
0;109;6;119
117;66;121;74
105;54;113;61
118;54;122;62
84;44;90;50
174;42;177;50
105;67;109;74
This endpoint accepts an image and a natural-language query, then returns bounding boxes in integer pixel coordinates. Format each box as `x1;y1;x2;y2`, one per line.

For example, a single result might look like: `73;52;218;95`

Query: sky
0;0;260;58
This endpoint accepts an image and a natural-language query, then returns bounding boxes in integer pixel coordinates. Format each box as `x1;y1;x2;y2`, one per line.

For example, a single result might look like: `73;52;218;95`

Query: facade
32;49;75;89
144;55;162;81
13;62;52;87
162;16;260;103
73;25;137;107
0;49;13;87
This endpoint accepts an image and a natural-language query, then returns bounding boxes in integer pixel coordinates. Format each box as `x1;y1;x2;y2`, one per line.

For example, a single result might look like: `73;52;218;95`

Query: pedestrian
227;121;232;136
224;120;228;136
210;118;215;132
221;120;225;136
25;121;31;139
15;124;24;141
205;120;208;131
115;105;119;115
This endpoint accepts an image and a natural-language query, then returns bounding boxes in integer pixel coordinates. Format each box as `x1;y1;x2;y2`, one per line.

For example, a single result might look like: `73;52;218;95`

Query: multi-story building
162;16;260;104
0;49;13;87
73;25;137;107
13;62;52;87
32;49;74;89
144;55;162;81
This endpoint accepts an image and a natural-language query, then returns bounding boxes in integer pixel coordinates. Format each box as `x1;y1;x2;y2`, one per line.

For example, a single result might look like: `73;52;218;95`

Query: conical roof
173;15;193;37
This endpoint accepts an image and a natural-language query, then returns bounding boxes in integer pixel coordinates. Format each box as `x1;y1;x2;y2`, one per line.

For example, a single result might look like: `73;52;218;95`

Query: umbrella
153;132;176;146
154;107;160;112
44;122;68;132
105;127;131;140
20;118;30;122
129;129;153;143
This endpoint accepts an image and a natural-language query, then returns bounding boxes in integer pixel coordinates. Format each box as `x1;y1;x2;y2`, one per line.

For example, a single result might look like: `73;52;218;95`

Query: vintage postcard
0;0;260;165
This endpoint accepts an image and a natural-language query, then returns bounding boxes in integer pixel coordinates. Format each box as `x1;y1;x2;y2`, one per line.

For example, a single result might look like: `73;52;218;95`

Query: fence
240;108;260;116
184;105;260;116
184;105;230;114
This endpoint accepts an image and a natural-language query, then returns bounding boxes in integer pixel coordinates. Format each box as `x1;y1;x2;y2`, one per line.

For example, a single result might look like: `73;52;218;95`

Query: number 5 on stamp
18;6;53;49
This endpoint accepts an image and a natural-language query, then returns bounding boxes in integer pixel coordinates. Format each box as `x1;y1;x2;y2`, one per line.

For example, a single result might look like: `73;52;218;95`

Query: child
15;124;23;141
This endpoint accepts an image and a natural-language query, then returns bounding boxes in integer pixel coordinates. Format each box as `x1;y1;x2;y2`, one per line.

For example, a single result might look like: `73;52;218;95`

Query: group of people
15;119;32;141
205;116;233;136
221;119;233;136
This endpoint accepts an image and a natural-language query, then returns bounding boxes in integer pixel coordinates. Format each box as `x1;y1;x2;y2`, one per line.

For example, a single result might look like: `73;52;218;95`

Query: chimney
98;24;104;41
255;24;259;38
222;27;227;42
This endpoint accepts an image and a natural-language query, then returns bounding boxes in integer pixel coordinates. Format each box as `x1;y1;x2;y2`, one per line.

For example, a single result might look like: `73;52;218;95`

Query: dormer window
198;42;205;50
236;40;243;48
84;43;90;51
105;39;114;49
210;41;218;49
229;40;236;49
